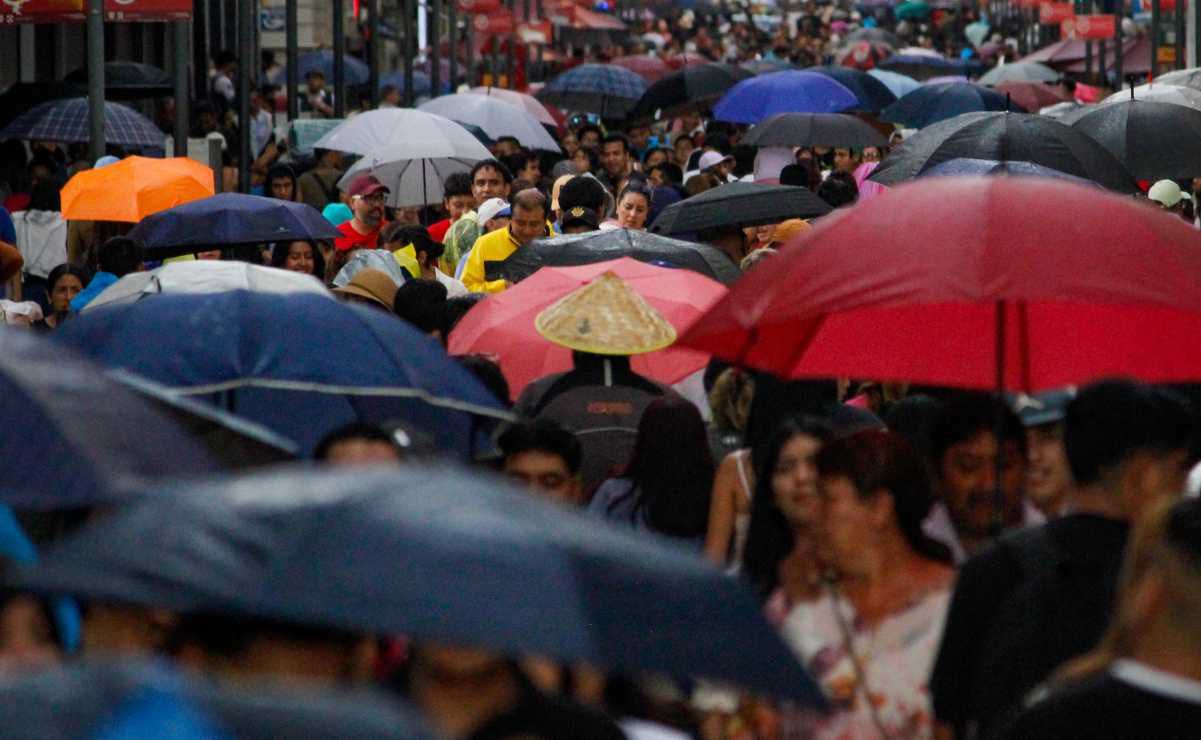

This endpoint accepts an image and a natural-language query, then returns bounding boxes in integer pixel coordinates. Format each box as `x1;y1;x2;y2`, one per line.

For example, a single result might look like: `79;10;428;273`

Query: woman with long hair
270;240;326;280
588;397;715;544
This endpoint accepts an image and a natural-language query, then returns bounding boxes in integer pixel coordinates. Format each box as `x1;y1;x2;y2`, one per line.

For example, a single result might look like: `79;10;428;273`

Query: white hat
476;197;511;227
697;150;734;172
1148;180;1191;208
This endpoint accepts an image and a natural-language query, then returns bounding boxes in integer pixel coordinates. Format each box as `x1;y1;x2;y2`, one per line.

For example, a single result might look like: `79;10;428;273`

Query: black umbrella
0;660;431;739
0;328;219;510
626;63;754;120
650;181;833;235
64;61;173;100
870;111;1138;193
499;228;742;285
881;82;1024;128
806;65;898;113
19;466;826;706
1067;100;1201;180
742;112;889;149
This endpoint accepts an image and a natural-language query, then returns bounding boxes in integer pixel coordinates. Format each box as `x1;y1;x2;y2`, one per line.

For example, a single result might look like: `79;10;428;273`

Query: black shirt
930;514;1130;739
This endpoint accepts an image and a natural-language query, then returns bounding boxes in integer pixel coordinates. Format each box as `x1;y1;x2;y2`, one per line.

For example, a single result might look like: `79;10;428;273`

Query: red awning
0;0;84;25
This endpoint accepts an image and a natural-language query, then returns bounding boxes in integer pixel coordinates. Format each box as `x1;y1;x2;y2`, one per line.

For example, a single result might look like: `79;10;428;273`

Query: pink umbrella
852;161;888;201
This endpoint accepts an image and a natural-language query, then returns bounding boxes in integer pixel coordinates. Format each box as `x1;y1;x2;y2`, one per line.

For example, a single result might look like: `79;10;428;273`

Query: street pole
369;0;380;107
1152;0;1160;78
286;0;298;119
238;0;253;192
448;0;458;91
403;0;415;106
193;0;208;111
334;0;346;116
465;15;474;87
1175;0;1186;71
431;0;442;97
174;20;190;156
87;0;105;162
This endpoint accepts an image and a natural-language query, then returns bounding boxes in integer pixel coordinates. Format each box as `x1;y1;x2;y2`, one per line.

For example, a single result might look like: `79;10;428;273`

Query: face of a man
580;130;600;149
445;194;475;223
833;148;859;173
352;192;386;229
270;176;294;201
521;158;542;183
504;451;582;505
472;166;510;206
937;430;1027;544
510;204;547;246
601;141;630;178
1025;423;1072;515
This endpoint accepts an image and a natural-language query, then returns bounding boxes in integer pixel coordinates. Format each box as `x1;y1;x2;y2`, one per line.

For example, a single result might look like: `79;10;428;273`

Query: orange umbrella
60;156;215;223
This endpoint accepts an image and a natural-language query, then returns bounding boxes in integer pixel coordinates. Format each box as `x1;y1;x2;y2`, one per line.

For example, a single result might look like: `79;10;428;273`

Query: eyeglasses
356;193;387;205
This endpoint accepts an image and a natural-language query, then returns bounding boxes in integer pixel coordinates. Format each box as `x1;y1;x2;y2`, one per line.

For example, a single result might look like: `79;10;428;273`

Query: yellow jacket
460;226;521;293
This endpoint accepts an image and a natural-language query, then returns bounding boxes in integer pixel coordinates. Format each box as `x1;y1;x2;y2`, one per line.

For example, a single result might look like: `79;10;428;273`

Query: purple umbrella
713;71;858;124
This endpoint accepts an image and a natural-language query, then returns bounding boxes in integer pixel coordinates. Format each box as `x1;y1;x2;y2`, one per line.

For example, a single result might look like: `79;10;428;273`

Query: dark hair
266;164;298;198
214;50;237;68
507;150;540;176
817;171;859;208
817;429;953;563
572;146;601;174
382;223;444;264
617;178;653;205
780;162;820;191
511;188;548;218
496;135;521;149
45;263;89;296
442;171;473;200
313;422;395;460
167;613;358;659
602;132;631;154
929;392;1026;471
557;175;607;214
1065;379;1196;486
883;394;944;475
577;123;604;142
742;416;833;599
609;397;715;539
470;159;514;185
28;181;60;211
96;236;144;277
650;161;683;186
456;354;512;407
392;279;448;335
443;293;486;335
498;419;582;473
705;132;731;155
270;240;326;279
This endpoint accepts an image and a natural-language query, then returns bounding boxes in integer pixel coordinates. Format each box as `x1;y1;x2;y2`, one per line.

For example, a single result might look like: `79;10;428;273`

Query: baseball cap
477;197;511;226
1148;179;1191;208
561;206;600;231
348;174;390;198
698;150;734;172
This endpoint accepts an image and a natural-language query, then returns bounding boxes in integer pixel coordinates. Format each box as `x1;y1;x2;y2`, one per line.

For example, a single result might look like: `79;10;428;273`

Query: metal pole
448;0;458;91
490;33;499;87
286;0;298;119
333;0;346;116
193;0;208;110
238;0;253;192
403;0;415;105
465;14;474;87
174;20;190;156
87;0;106;162
1152;0;1160;78
369;0;381;107
1176;0;1186;71
431;0;442;97
1116;12;1124;87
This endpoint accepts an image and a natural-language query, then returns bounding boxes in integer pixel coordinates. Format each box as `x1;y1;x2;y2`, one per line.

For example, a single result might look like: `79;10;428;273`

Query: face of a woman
572;149;592;173
771;434;822;529
562;135;579;157
819;475;879;574
644;149;667;170
284;241;315;275
50;274;83;314
616;192;650;230
674;138;694;165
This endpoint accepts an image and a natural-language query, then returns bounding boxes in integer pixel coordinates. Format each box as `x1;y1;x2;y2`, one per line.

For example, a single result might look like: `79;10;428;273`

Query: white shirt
434;267;468;298
11;209;67;279
1112;659;1201;705
249;110;274;157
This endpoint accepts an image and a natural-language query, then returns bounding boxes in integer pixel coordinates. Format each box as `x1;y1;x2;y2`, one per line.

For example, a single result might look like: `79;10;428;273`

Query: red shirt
335;220;381;251
428;218;451;243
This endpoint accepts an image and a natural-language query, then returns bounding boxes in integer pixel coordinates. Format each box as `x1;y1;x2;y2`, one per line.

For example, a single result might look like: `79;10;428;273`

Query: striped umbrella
537;63;648;120
0;97;164;149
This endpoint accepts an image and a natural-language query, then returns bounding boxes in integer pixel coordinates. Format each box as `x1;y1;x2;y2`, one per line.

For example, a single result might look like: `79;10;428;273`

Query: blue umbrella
713;70;859;124
806;65;898;113
283;49;371;86
20;466;827;706
0;329;219;510
127;193;342;260
881;82;1025;128
0;97;164;149
55;291;510;458
379;70;449;97
867;68;922;98
879;53;981;81
917;157;1103;187
536;63;649;119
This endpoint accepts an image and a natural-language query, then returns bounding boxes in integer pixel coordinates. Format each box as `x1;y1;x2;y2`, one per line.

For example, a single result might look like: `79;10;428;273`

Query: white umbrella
338;143;482;208
419;94;561;152
311;108;491;158
1102;83;1201;110
84;261;331;312
468;86;559;127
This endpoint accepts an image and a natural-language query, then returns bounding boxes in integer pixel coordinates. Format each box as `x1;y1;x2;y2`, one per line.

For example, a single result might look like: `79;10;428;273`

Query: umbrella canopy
126;193;342;259
978;61;1061;86
60;156;215;223
650;181;832;235
882;82;1024;128
312;108;487;157
1154;66;1201;91
537;63;649;120
713;70;859;124
63;61;172;99
0;660;431;740
847;27;902;47
679;177;1201;391
1067;100;1201;180
449;258;725;396
84;262;331;312
0;329;218;510
806;65;898;112
867;68;921;98
878;54;976;81
742;112;889;149
1039;100;1091;119
869;111;1137;193
468;86;559;127
379;70;445;98
55;292;510;457
610;54;673;82
494;227;742;285
280;49;370;86
895;0;931;19
916;157;1101;187
0;82;81;128
337;140;490;208
0;97;164;149
626;63;754;120
418;94;560;151
1101;83;1201;110
992;81;1072;113
19;465;826;705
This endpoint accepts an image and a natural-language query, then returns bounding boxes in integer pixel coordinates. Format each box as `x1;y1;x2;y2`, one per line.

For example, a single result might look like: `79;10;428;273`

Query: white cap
698;150;734;172
476;197;511;226
1148;179;1191;208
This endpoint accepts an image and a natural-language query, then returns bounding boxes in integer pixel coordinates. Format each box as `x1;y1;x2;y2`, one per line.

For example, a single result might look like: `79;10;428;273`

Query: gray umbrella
978;61;1061;86
650;181;832;235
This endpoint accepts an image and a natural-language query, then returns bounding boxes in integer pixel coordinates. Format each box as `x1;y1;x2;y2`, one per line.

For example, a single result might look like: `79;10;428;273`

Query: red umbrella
449;257;726;398
678;177;1201;392
993;81;1072;111
610;55;673;83
665;53;711;69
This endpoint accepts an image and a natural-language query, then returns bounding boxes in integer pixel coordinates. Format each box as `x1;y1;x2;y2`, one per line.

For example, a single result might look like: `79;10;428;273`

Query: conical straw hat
535;272;677;356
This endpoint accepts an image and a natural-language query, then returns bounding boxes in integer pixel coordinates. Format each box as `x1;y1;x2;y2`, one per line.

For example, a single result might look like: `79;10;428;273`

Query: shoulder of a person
992;672;1126;739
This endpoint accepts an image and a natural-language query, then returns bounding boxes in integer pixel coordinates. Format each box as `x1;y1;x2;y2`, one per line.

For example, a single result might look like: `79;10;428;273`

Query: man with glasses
335;174;390;252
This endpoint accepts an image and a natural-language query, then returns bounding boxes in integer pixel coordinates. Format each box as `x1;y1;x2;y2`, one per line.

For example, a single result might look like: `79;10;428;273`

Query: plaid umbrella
0;97;164;149
537;63;648;120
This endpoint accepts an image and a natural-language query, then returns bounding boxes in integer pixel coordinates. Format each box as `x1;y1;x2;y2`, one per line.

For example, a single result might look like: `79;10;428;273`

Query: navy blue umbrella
537;63;649;120
878;53;980;81
55;291;510;458
0;328;219;510
806;65;898;113
917;157;1103;187
713;71;859;124
0;97;164;149
881;82;1025;128
283;49;371;86
127;193;342;260
19;465;826;706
